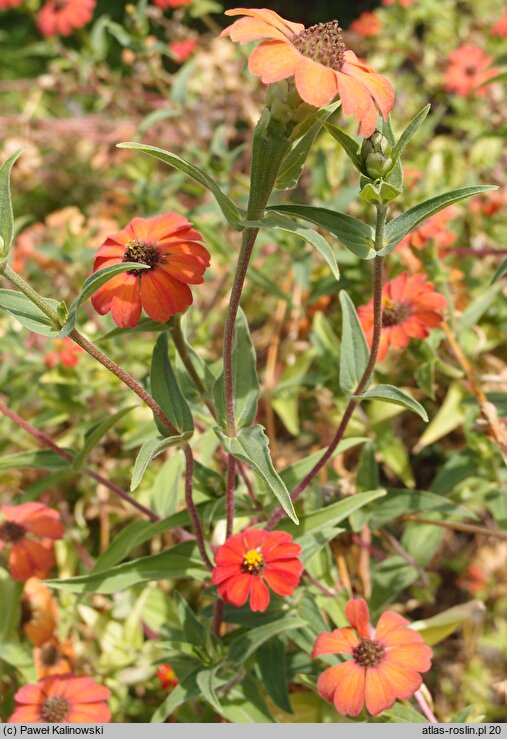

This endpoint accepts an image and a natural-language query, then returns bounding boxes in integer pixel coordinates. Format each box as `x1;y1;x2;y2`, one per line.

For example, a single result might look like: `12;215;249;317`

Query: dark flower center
292;21;346;71
20;597;34;627
123;239;161;275
40;644;60;666
241;548;264;575
0;521;26;543
40;696;70;723
382;297;411;327
352;637;385;667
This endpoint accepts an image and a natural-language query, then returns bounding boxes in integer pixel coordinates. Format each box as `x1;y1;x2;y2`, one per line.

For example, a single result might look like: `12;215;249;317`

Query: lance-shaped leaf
267;204;375;259
131;435;191;492
248;212;340;280
380;115;403;190
215;425;298;523
391;104;431;163
381;186;497;256
339;291;370;393
150;332;194;437
0;150;23;258
118;142;242;230
491;257;507;284
319;120;364;172
58;262;149;337
212;307;259;429
0;289;61;336
358;384;428;422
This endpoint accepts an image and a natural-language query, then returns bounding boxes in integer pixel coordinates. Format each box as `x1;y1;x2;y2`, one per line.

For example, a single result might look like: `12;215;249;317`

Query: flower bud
361;131;393;179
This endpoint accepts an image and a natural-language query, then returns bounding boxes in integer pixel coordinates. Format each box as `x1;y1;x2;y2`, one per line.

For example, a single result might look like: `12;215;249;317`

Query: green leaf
257;638;293;714
413;383;465;453
381;703;426;723
46;543;208;593
267;204;375;259
0;149;22;256
450;706;475;723
0;289;61;336
359;384;428;422
391;104;431;163
151;679;200;723
491;257;507;284
359;181;401;206
58;262;149;338
228;616;307;664
152;451;184;517
277;489;386;536
279;437;368;489
381;186;496;256
73;407;135;469
367;489;475;528
150;332;194;437
380;115;403;190
196;668;223;714
319;120;363;171
221;675;274;723
0;642;37;683
411;601;486;646
255;212;339;280
174;592;207;648
215;425;298;524
0;449;70;471
118;142;242;229
212;308;259;429
339;290;369;394
131;435;190;492
459;283;501;331
0;569;22;643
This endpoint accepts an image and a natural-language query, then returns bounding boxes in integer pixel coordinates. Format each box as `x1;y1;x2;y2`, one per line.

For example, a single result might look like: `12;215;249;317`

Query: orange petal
128;214;191;244
383;643;433;673
224;8;304;37
263;566;301;596
161;254;208;284
317;661;365;716
220;573;250;606
13;683;45;704
222;16;289;44
345;598;370;637
242;528;265;549
91;274;129;315
109;273;142;328
248;40;300;83
364;665;397;715
294;57;339;108
312;628;359;657
8;705;42;723
249;577;270;611
62;677;111;702
376;660;424;701
374;610;410;641
67;704;112;723
139;270;179;323
343;64;395;120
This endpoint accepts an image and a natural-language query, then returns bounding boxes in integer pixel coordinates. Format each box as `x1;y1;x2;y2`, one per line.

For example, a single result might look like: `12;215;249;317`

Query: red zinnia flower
0;0;23;9
221;8;394;137
91;214;210;329
156;663;178;689
169;39;198;63
211;529;303;612
312;598;432;716
444;45;499;97
44;337;83;368
0;504;64;581
37;0;96;36
349;12;382;38
9;675;111;723
492;10;507;38
154;0;191;8
358;272;447;362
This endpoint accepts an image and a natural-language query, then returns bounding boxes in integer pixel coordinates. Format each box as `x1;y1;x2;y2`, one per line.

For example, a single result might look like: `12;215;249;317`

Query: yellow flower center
382;296;411;327
242;548;264;574
292;21;346;71
123;240;161;274
40;696;70;723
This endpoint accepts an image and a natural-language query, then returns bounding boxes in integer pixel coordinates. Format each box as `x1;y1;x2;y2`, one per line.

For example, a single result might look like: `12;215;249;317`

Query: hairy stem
225;456;236;539
183;444;213;570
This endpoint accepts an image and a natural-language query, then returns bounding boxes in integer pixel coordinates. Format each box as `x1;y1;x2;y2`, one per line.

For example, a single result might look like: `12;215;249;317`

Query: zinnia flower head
0;503;64;581
21;578;58;647
312;598;432;716
9;675;111;723
37;0;96;37
34;638;75;679
91;214;210;329
349;12;382;38
358;272;447;362
221;8;394;137
211;528;303;612
492;10;507;38
44;337;83;368
444;45;499;97
156;663;178;689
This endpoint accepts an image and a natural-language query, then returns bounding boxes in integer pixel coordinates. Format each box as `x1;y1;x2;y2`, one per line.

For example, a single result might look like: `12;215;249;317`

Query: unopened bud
361;131;393;179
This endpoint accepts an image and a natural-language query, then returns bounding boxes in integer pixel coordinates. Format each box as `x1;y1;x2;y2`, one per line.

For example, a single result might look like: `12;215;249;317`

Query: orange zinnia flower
221;8;394;137
0;504;64;581
44;337;83;368
91;214;210;329
37;0;96;36
21;578;58;647
358;272;447;362
492;10;507;38
349;12;382;38
211;529;303;612
9;675;111;723
312;598;432;716
34;638;75;679
156;663;178;690
444;45;499;97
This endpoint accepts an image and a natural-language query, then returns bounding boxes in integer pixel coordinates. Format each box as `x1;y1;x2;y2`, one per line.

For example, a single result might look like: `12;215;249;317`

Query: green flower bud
361;131;393;180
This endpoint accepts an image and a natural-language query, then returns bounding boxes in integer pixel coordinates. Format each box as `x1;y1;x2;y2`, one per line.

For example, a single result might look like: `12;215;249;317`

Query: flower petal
294;57;339;108
248;40;300;83
312;628;359;657
110;273;142;328
219;573;250;607
249;577;270;612
374;610;410;641
224;8;304;37
345;598;370;637
364;665;397;715
222;16;289;44
317;661;365;716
